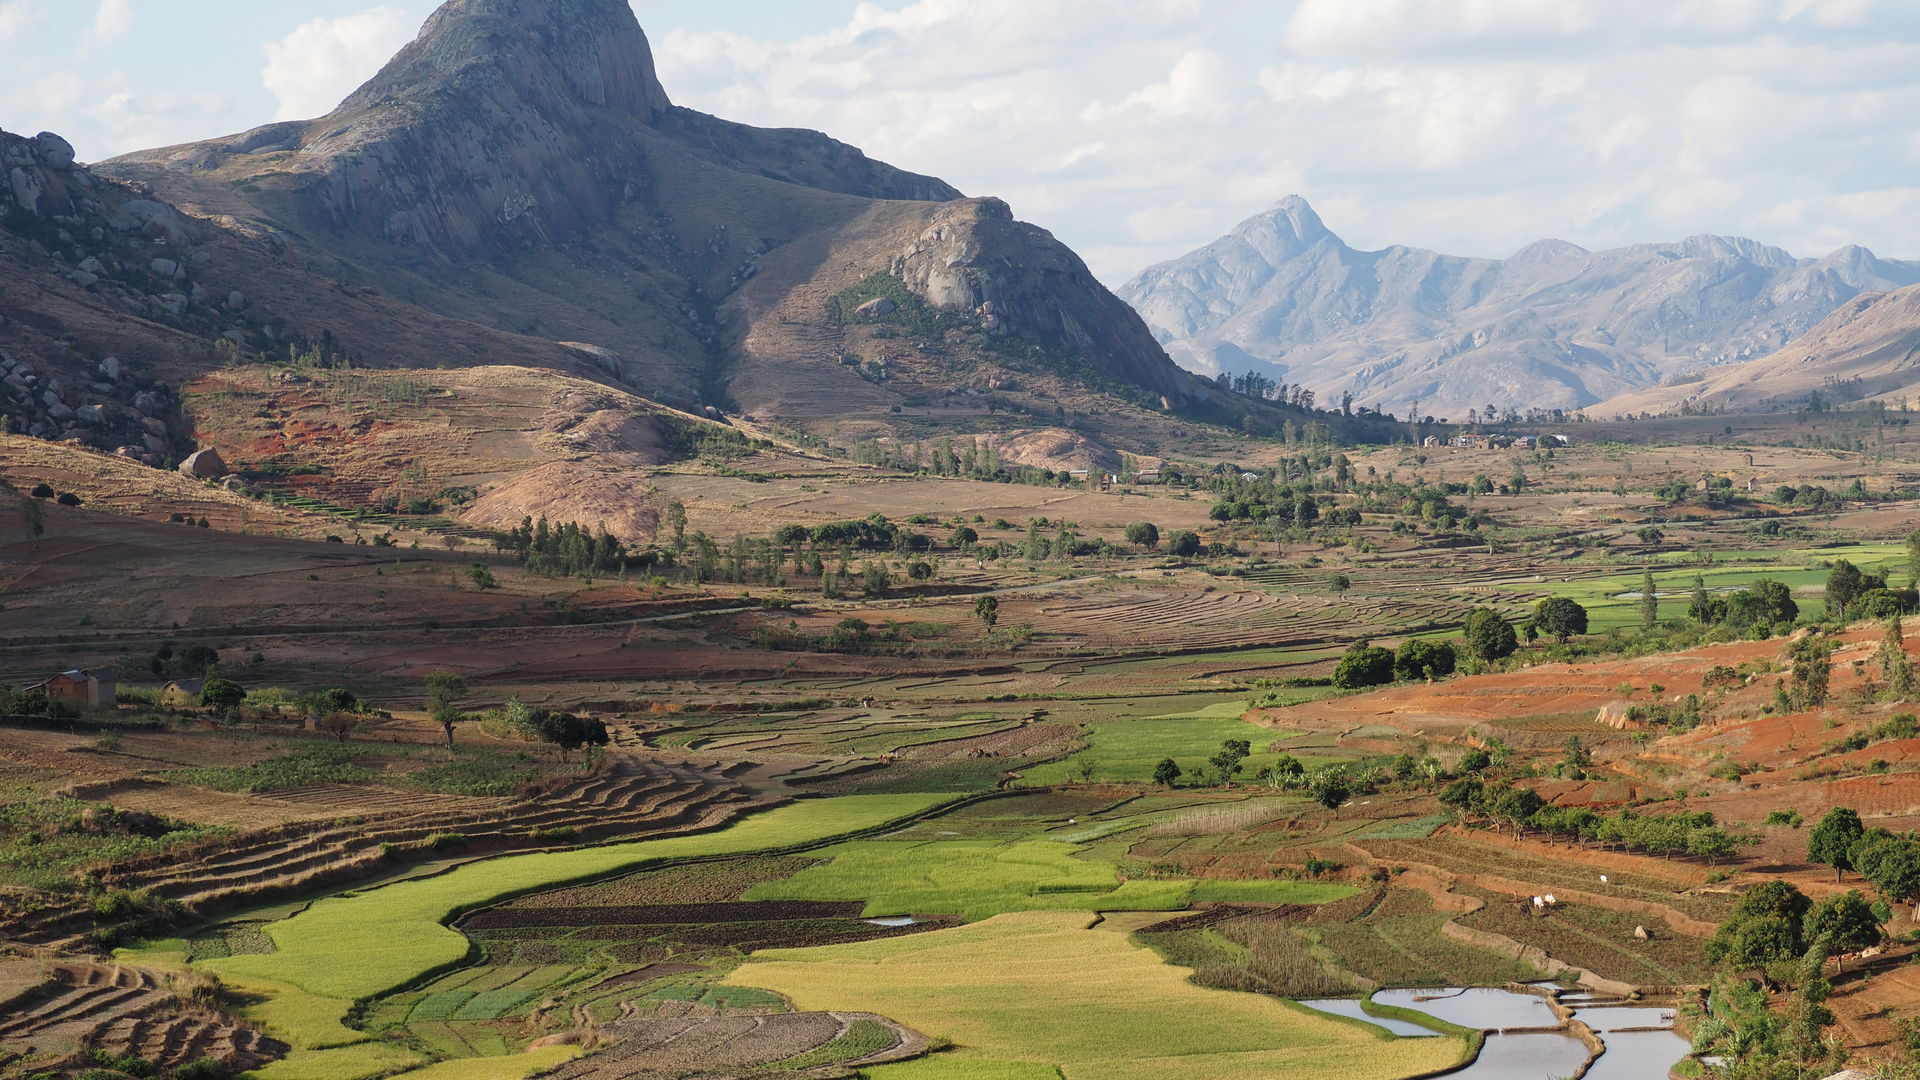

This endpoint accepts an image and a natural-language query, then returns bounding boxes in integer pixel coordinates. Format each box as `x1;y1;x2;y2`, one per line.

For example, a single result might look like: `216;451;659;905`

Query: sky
4;0;1920;283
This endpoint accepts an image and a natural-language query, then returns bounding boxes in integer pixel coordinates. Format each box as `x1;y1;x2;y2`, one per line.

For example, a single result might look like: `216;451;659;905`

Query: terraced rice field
729;910;1468;1080
0;961;286;1075
1021;698;1326;785
654;708;1026;760
1019;583;1476;654
8;755;762;946
204;793;955;1000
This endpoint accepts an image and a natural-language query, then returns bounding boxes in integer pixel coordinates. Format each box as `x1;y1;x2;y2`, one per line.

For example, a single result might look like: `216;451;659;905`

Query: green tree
1462;607;1517;663
1748;578;1799;626
1686;827;1740;867
1209;739;1252;787
1789;634;1832;709
1881;616;1917;698
1165;530;1202;558
1807;806;1864;882
197;678;246;712
1310;771;1350;814
949;525;978;548
1152;758;1181;787
1863;839;1920;921
1532;597;1588;642
1332;642;1395;689
1907;528;1920;586
1706;880;1811;967
1805;890;1883;972
1329;573;1352;594
664;500;688;553
424;670;470;748
1826;559;1867;618
1687;574;1716;624
1640;569;1658;630
1394;639;1456;682
1123;522;1159;550
974;594;1000;630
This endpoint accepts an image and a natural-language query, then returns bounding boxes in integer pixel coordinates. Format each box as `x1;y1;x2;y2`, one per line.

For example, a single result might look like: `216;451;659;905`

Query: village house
160;678;205;708
29;669;117;708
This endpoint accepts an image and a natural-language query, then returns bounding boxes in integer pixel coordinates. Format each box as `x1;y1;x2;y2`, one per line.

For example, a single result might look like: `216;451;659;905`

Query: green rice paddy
1021;698;1322;786
207;793;953;1000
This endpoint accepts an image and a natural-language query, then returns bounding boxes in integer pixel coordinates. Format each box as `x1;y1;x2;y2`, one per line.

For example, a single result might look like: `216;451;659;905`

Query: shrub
1332;642;1395;690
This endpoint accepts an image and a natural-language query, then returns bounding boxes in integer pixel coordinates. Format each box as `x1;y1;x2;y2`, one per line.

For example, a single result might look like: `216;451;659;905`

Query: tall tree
1881;617;1918;698
1641;569;1659;630
424;670;470;748
1805;890;1883;973
1807;807;1864;882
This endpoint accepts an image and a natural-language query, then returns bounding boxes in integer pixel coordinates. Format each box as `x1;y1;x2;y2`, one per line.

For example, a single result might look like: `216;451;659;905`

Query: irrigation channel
1300;985;1690;1079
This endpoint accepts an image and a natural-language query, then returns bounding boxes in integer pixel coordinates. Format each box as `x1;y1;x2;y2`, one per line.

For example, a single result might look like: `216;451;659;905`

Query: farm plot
203;793;954;1000
1357;834;1738;923
653;709;1025;759
728;910;1467;1080
1456;886;1712;987
1020;697;1325;786
1017;585;1471;654
1307;887;1548;990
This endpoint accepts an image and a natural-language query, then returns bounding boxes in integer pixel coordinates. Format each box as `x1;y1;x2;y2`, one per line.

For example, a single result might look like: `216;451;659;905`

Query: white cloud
649;0;1920;278
92;0;131;44
262;6;414;122
0;0;42;45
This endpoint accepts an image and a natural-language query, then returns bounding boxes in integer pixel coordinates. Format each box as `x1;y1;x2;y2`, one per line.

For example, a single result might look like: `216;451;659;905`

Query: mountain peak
339;0;670;122
1260;195;1330;242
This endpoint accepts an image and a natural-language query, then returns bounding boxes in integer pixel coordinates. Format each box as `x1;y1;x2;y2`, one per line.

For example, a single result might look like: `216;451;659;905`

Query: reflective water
1572;1005;1676;1031
863;915;918;927
1584;1028;1691;1080
1457;1032;1590;1079
1371;987;1559;1030
1296;998;1440;1037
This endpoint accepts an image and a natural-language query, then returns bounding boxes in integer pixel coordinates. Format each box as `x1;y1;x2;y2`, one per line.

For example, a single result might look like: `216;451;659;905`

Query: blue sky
5;0;1920;282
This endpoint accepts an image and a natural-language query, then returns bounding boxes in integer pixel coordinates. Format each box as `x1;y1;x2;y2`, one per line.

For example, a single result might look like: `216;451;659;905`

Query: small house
161;678;205;707
29;669;117;708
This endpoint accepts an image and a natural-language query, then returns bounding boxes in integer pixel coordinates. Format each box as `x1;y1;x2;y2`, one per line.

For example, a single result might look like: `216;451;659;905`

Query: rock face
1119;195;1920;417
94;0;1210;424
1601;283;1920;416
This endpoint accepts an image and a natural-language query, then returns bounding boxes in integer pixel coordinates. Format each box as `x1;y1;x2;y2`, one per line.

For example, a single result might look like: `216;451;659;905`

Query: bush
1166;530;1202;558
1332;643;1395;690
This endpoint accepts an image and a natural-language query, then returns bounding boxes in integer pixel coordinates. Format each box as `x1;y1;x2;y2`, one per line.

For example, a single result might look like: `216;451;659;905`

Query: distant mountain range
1600;283;1920;416
1119;196;1920;418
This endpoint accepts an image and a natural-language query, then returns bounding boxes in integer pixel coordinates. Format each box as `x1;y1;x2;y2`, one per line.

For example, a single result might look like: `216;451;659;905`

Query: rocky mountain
1119;196;1920;418
1599;284;1920;416
84;0;1225;439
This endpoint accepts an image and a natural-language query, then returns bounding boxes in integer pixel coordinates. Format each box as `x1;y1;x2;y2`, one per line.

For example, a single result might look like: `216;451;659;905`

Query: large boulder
179;447;227;479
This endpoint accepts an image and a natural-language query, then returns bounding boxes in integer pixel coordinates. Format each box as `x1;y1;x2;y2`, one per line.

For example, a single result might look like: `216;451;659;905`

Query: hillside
90;0;1246;445
1119;196;1920;417
1599;283;1920;416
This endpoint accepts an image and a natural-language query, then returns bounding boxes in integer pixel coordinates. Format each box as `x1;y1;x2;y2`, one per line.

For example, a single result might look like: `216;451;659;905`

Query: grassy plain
730;910;1467;1080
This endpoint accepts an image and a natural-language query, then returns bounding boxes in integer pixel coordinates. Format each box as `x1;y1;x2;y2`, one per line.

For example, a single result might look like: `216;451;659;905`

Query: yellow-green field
729;911;1467;1080
208;793;953;1001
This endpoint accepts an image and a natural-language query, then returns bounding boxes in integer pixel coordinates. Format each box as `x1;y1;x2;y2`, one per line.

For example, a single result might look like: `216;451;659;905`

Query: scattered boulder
179;447;227;479
855;297;898;318
1633;925;1650;941
98;357;121;381
67;270;98;287
149;257;180;279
